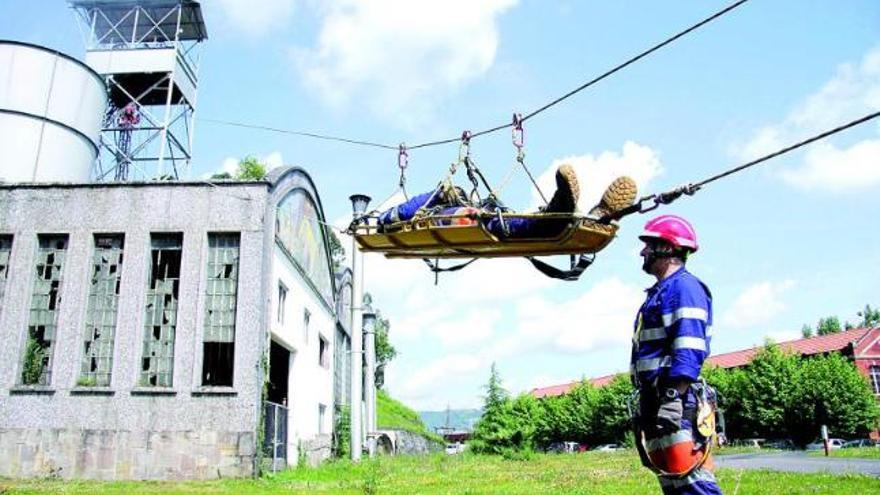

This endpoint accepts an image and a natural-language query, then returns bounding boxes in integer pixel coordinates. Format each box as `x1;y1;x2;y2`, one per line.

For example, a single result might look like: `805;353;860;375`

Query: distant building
531;327;880;399
0;167;352;479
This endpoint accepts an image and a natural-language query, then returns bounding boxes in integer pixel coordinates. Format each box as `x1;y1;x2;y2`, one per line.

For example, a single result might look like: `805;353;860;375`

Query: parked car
732;438;765;449
547;441;580;453
843;439;878;448
445;443;465;455
806;438;845;450
593;443;623;452
764;439;795;450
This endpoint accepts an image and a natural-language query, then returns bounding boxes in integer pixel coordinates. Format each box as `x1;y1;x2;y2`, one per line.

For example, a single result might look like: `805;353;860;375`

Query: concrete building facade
0;166;347;479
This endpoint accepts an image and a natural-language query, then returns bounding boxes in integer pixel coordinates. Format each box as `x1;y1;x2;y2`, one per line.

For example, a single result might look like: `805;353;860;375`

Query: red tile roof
530;327;877;399
707;327;871;369
531;373;619;398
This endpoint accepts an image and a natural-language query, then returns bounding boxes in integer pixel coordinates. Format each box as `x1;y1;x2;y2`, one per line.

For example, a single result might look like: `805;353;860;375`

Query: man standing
631;215;723;495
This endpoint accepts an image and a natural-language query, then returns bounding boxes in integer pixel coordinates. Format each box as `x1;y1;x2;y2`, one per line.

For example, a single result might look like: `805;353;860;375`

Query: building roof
707;327;872;369
531;373;618;399
530;327;877;399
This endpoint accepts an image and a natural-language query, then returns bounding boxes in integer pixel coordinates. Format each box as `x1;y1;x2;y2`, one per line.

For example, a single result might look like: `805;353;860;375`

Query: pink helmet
639;215;698;252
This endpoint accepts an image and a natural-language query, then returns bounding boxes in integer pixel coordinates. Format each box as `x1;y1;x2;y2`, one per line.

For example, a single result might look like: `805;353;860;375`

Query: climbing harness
628;380;718;478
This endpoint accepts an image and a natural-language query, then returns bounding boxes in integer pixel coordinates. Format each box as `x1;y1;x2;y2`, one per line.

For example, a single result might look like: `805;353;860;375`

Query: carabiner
458;130;472;163
512;113;524;150
398;143;409;170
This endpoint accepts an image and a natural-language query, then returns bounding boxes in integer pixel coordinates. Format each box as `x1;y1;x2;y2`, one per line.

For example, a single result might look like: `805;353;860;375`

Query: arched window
275;189;333;304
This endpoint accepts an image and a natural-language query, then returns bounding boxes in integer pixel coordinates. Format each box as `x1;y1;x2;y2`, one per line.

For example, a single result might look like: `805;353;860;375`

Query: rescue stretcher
351;211;618;259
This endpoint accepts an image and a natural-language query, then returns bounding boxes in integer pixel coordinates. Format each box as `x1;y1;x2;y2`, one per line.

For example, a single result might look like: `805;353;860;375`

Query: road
716;451;880;477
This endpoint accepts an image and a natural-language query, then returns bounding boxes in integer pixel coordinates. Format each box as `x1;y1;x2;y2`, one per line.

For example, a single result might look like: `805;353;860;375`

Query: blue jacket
630;268;713;389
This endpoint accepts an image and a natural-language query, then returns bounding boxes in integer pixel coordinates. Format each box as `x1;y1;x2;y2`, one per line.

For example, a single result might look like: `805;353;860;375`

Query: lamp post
362;303;377;457
349;194;370;461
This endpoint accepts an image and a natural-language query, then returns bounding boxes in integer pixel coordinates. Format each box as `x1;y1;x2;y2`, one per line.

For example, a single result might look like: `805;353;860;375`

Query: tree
373;312;397;389
328;229;346;273
210;171;232;180
362;293;397;389
858;305;880;328
801;324;813;338
788;354;880;444
590;375;634;445
816;316;842;335
724;344;799;439
236;156;267;180
470;364;531;454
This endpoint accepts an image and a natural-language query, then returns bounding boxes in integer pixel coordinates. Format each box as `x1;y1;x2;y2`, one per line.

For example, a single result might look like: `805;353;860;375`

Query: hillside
377;390;444;444
419;408;482;432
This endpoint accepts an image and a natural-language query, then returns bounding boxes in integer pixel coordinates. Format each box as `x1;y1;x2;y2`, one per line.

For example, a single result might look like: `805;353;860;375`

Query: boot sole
590;176;638;217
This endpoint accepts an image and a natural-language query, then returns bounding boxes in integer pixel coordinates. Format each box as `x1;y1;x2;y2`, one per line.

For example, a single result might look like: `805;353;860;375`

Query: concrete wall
0;182;269;479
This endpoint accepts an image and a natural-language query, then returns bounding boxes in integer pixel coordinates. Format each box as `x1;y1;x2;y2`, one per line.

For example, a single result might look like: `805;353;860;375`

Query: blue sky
4;0;879;411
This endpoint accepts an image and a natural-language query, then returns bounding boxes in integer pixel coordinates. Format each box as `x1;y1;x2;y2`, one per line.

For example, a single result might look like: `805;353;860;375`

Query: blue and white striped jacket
630;268;713;389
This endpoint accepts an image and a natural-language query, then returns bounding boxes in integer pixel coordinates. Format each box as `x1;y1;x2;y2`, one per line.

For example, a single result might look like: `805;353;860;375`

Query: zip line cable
199;0;751;153
606;109;880;221
198;118;398;150
693;109;880;189
409;0;751;150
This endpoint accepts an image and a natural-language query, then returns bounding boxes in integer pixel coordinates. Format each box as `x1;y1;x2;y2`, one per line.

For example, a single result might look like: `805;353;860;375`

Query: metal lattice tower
70;0;207;181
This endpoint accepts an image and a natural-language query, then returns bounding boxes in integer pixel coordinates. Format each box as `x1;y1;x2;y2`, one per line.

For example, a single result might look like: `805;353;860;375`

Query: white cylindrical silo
0;41;106;183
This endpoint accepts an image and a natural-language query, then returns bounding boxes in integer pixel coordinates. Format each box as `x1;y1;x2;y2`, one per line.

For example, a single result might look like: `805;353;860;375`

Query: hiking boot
545;164;580;213
589;176;638;219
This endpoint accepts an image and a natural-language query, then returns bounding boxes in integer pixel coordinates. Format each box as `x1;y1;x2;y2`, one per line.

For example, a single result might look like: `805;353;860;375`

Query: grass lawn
808;447;880;460
2;451;878;494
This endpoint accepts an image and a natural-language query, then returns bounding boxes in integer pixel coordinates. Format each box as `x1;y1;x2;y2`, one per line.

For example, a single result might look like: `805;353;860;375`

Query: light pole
348;194;370;461
362;303;377;457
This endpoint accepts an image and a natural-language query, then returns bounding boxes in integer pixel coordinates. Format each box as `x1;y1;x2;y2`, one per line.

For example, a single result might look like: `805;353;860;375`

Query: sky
3;0;880;411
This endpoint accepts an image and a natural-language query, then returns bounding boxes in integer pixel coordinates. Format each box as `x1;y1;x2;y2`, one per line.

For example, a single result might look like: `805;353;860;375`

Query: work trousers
378;191;568;238
642;389;723;495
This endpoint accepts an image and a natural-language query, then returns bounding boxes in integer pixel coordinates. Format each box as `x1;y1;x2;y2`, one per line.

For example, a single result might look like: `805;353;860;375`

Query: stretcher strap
527;253;595;281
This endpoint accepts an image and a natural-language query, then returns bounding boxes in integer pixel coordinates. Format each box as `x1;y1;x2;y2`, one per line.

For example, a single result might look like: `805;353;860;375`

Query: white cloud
431;309;500;347
392;353;483;403
385;276;645;409
211;151;286;177
292;0;517;126
720;280;796;329
737;47;880;192
507;277;644;355
766;330;802;344
214;0;296;36
779;139;880;192
532;141;663;211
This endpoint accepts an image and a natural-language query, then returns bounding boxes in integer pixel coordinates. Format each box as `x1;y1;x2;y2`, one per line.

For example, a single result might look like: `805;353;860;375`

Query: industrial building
0;167;352;479
0;0;363;480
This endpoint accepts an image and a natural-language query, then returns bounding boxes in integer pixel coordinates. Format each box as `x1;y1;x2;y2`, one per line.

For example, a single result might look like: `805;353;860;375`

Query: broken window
79;234;124;387
319;333;329;369
21;234;68;385
0;235;12;312
140;233;182;387
202;233;240;387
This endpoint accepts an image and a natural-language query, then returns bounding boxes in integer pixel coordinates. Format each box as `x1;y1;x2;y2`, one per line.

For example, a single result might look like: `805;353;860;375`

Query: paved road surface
716;451;880;477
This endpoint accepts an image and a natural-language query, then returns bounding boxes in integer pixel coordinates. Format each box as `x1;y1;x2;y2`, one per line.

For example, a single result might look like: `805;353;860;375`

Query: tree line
801;304;880;338
472;345;880;454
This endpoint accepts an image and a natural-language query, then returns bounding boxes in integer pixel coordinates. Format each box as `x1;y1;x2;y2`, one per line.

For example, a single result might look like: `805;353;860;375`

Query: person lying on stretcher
378;164;638;239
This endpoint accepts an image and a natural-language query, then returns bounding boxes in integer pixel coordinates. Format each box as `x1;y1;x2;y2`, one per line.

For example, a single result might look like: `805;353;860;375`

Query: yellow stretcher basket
351;212;619;259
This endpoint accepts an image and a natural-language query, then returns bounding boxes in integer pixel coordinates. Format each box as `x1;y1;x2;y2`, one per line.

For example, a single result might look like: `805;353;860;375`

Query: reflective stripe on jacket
631;268;713;388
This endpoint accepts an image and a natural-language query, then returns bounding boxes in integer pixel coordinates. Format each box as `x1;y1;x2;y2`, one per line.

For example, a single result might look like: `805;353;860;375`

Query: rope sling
349;109;880;282
349;118;621;282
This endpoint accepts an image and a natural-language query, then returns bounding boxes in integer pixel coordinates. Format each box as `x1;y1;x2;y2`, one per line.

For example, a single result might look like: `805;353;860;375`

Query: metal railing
263;401;288;472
